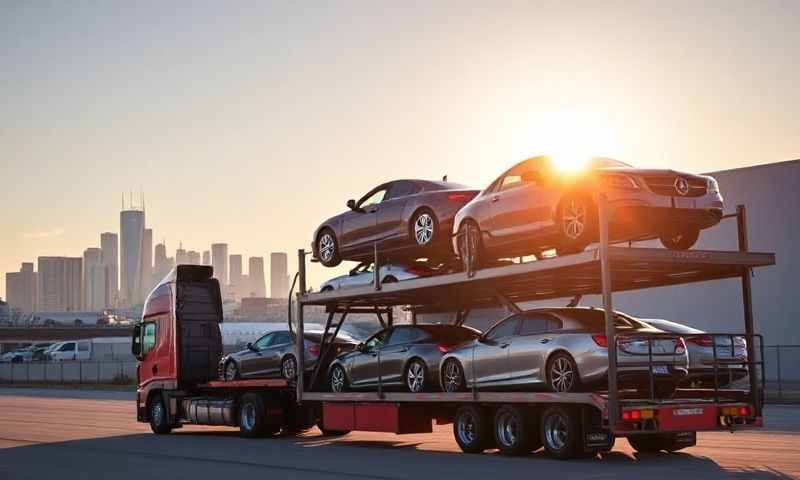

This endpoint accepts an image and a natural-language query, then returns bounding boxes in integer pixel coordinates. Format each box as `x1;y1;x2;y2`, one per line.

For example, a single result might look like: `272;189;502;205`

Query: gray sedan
439;308;689;396
328;325;481;393
219;330;357;381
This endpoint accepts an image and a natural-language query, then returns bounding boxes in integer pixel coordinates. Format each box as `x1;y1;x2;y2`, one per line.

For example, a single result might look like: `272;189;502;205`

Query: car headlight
705;176;719;194
600;174;639;190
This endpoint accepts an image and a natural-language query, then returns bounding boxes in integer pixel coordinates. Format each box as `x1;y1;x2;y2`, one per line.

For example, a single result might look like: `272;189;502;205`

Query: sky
1;0;799;296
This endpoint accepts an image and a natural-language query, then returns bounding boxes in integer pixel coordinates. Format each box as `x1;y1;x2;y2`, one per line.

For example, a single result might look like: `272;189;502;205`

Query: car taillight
406;265;433;276
308;344;320;357
687;335;714;347
437;344;450;353
592;335;608;347
447;192;475;202
675;338;687;355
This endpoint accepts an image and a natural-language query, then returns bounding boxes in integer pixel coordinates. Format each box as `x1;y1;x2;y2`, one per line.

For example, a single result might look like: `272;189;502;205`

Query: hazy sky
2;0;799;296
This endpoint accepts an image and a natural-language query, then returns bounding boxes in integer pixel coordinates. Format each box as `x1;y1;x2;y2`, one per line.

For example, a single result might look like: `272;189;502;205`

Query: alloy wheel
407;361;425;392
550;357;575;392
562;199;587;240
319;233;335;262
225;362;238;381
443;360;463;392
414;213;434;245
330;366;345;392
544;411;569;451
457;411;477;445
282;357;296;380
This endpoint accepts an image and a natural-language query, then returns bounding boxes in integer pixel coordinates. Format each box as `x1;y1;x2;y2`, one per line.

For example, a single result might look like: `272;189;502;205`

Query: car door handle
500;343;510;349
491;196;500;203
540;339;551;344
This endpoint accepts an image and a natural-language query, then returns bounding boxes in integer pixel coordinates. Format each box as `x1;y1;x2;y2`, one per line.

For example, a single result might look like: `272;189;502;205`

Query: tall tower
153;242;171;283
211;243;229;287
175;243;188;265
139;228;153;300
120;194;145;308
270;252;289;299
83;248;105;311
100;232;118;308
229;254;243;297
202;250;211;266
248;257;266;298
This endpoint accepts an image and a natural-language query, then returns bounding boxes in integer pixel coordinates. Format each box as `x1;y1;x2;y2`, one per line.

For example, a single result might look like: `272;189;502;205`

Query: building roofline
705;158;800;176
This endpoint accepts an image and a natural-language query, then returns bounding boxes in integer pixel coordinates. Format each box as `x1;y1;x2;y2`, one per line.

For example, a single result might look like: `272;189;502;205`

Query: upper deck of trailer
299;246;775;312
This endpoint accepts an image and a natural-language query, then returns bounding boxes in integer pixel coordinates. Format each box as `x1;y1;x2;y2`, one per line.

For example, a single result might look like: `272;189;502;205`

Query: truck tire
238;393;279;438
494;405;539;456
541;405;580;459
453;405;492;454
148;394;172;435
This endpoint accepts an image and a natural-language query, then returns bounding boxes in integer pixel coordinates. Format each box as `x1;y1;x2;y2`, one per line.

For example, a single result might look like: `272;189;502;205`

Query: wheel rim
282;357;296;379
457;411;477;445
550;357;575;392
544;411;569;451
241;403;256;430
496;411;519;448
562;199;587;240
151;400;164;426
414;213;434;245
331;367;345;392
443;361;463;392
407;362;425;392
225;362;237;381
319;233;335;262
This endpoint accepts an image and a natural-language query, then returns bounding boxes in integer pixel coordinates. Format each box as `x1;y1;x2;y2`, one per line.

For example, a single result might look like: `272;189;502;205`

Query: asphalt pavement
0;387;798;479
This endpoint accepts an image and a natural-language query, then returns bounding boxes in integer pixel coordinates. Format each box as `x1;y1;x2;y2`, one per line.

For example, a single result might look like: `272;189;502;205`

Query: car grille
641;175;707;197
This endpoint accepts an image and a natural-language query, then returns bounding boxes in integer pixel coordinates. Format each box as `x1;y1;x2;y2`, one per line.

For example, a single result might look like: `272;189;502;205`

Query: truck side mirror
131;324;142;359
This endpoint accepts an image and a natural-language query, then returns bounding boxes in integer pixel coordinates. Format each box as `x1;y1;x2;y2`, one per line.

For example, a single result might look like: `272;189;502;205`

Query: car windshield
544;308;645;331
417;325;480;342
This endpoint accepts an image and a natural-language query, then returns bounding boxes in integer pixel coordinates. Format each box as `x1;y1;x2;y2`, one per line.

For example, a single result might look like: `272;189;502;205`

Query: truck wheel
239;393;279;438
541;405;580;459
453;405;492;454
148;394;172;435
494;405;539;456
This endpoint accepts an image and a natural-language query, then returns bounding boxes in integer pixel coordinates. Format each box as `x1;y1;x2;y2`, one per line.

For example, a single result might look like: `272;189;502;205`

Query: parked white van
46;337;132;362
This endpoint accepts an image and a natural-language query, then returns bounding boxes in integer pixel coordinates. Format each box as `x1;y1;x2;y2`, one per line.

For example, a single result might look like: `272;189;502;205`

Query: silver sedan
319;262;433;292
439;308;689;396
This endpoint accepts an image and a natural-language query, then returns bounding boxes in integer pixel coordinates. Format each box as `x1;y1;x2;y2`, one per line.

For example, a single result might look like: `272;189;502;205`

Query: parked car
439;307;689;397
319;261;446;292
46;338;130;362
328;324;481;393
219;330;358;381
639;318;748;387
1;349;29;363
312;179;479;267
452;156;724;267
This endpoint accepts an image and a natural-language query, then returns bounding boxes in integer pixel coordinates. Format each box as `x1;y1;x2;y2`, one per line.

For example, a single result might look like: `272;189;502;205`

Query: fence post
776;345;782;399
60;361;64;384
26;363;30;384
79;361;83;385
10;363;14;384
97;361;100;384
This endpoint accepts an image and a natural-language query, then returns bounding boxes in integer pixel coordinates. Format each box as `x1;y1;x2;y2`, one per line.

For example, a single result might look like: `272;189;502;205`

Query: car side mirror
356;342;366;352
346;199;359;211
247;342;257;352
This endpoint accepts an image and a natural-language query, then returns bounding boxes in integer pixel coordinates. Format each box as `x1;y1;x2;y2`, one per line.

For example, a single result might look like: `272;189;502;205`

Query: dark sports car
452;156;723;266
312;179;479;267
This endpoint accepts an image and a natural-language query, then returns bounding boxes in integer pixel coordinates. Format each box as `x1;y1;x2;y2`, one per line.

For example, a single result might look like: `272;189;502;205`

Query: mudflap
671;431;697;450
584;429;615;451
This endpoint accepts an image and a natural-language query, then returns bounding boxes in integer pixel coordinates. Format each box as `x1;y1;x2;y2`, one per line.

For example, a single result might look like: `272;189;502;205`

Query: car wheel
494;405;539;456
148;394;172;434
317;229;341;267
281;355;297;381
411;209;437;247
329;364;348;392
238;392;279;438
321;285;334;293
381;276;398;284
224;360;240;381
541;405;580;459
405;359;427;393
546;352;580;393
453;405;492;453
556;194;595;255
659;229;700;250
442;358;466;392
457;221;483;271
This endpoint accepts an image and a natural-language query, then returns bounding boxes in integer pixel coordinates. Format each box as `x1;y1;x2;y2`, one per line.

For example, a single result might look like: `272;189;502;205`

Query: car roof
639;318;705;334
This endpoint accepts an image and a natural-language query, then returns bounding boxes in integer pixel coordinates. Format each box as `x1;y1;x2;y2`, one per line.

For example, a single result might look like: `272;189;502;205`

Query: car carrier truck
133;201;773;459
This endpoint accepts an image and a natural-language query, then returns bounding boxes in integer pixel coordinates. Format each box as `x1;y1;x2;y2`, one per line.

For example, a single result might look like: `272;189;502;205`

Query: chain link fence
764;345;800;402
0;361;136;385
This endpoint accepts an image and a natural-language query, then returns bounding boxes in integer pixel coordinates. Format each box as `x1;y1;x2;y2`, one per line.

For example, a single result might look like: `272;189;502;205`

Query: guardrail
0;361;137;385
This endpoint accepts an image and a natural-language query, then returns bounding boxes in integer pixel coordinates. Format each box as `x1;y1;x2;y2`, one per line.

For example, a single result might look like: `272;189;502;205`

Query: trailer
134;200;774;459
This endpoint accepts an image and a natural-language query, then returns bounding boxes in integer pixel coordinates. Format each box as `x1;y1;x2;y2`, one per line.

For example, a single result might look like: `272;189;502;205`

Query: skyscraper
83;248;106;311
5;262;37;313
229;254;243;297
100;232;118;308
153;242;172;283
37;256;82;312
248;256;266;298
175;243;188;265
202;250;211;266
139;228;153;300
187;251;201;265
120;206;144;307
211;243;229;287
270;252;289;299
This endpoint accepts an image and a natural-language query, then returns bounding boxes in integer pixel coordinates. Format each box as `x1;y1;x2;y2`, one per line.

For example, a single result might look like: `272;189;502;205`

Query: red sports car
312;179;479;267
452;156;724;267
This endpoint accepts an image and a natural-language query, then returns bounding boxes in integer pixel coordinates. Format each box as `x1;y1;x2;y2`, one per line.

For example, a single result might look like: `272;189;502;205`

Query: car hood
595;167;708;179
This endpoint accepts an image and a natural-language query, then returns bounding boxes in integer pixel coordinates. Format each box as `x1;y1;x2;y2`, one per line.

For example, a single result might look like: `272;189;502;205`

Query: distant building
175;243;188;266
82;248;106;311
153;242;172;284
139;228;153;301
202;250;211;266
229;254;243;298
248;257;266;298
270;252;289;299
100;232;118;308
0;298;9;325
120;207;145;307
5;262;37;313
187;250;201;265
211;243;229;287
37;256;82;312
